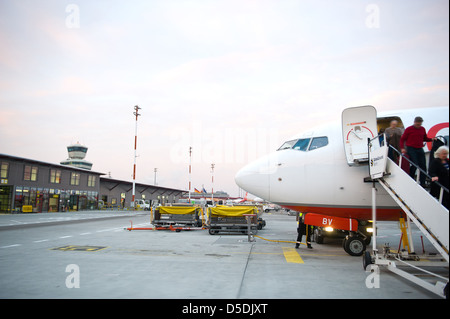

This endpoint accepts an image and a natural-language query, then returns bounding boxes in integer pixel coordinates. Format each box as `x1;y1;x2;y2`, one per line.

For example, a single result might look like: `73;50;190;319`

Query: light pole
132;105;141;209
154;168;158;186
211;163;215;204
188;147;192;203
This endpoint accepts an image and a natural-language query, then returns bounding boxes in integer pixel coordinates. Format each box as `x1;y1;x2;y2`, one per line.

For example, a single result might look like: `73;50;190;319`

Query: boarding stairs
342;106;449;298
378;155;449;263
367;145;449;298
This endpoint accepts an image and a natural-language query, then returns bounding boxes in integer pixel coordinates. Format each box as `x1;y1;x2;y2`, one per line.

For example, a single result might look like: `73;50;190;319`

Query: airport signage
368;133;389;179
22;205;33;213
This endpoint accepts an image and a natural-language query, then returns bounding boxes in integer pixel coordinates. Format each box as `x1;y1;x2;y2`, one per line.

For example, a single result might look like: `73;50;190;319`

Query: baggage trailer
151;205;204;231
234;204;266;230
207;206;264;235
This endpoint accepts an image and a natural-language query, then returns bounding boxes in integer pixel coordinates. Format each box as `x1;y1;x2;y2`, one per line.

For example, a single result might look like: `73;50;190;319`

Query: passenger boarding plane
235;106;449;256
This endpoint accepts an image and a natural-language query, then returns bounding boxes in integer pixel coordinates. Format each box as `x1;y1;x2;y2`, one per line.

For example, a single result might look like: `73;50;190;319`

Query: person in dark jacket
295;212;313;249
385;120;404;163
429;146;449;209
429;136;446;164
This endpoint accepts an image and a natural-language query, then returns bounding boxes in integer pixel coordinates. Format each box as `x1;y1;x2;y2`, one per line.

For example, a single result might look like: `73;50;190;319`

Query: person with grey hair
385;120;404;163
429;145;449;209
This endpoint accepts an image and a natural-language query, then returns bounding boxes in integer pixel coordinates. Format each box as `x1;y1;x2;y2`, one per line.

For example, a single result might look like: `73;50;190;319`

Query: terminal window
88;175;96;187
70;172;80;186
1;162;8;179
24;165;38;181
50;169;61;184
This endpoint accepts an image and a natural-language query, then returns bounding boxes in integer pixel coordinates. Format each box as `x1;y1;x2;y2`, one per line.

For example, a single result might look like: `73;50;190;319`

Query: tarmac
0;210;447;300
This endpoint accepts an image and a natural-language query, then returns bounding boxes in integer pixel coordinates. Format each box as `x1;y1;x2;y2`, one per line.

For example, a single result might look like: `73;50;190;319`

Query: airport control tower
60;142;93;170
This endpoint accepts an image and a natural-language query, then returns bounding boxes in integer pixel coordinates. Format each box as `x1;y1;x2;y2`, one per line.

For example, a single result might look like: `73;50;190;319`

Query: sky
0;0;448;197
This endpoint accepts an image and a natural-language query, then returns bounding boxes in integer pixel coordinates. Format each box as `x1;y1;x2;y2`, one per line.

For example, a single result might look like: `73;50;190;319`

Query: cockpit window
309;137;328;151
278;136;329;151
293;139;311;151
278;140;298;150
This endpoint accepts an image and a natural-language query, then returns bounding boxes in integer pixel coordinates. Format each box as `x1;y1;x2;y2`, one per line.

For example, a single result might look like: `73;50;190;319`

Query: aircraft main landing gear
342;235;366;256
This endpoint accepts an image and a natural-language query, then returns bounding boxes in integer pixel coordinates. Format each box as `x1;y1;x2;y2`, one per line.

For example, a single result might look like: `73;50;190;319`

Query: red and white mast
132;105;141;208
211;163;215;204
188;146;192;203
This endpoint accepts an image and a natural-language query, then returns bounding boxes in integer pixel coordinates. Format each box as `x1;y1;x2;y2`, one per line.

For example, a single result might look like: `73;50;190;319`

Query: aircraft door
342;105;378;166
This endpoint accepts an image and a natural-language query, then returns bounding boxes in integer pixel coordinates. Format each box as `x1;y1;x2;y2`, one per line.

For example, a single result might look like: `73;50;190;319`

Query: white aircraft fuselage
235;106;449;222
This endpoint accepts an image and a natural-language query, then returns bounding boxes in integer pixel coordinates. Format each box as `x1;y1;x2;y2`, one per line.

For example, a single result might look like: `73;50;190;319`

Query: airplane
233;192;249;203
235;105;449;256
227;192;263;204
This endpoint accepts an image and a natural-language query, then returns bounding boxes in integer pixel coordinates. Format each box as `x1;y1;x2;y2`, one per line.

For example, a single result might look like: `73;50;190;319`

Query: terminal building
99;177;186;208
180;190;232;205
0;153;186;213
0;153;103;213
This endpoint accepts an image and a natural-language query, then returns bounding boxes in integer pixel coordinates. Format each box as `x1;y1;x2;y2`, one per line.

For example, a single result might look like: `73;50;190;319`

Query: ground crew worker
295;212;313;249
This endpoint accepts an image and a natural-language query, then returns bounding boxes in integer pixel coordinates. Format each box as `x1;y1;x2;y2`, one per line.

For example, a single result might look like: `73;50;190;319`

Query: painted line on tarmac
0;220;147;249
282;247;304;264
33;239;49;243
0;244;22;249
96;227;124;233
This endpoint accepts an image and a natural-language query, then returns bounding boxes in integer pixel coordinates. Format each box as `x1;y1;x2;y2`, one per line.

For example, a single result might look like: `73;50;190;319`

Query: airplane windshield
277;136;328;151
278;140;298;150
292;139;311;151
278;138;311;151
309;137;328;150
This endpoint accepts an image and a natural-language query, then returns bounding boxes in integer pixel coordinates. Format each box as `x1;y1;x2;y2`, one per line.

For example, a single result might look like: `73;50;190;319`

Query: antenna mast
132;105;141;208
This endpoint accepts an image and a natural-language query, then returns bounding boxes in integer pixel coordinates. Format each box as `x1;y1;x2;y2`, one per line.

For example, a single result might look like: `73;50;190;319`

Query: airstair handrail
389;145;449;204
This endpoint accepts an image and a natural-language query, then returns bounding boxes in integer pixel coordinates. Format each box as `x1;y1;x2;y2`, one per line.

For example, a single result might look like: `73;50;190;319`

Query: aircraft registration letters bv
235;105;449;255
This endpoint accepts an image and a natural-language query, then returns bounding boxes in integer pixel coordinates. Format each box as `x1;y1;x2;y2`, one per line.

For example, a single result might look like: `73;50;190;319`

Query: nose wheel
362;251;373;270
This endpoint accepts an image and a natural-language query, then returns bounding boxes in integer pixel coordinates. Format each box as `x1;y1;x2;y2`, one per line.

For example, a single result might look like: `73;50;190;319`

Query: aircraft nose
235;154;275;200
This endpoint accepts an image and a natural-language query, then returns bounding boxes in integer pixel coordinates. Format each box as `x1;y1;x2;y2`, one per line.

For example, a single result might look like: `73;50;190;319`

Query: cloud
418;84;449;94
0;0;448;196
157;0;276;48
0;30;21;71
